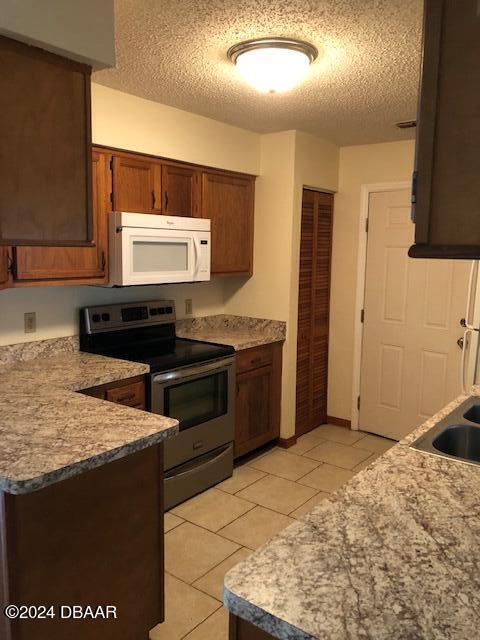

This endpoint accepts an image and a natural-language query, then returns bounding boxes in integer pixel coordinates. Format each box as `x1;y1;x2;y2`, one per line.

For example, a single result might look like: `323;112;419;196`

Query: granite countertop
176;314;286;351
224;387;480;639
0;351;178;495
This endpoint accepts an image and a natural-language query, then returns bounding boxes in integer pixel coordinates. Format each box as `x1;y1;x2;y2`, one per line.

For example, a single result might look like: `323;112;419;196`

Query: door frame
350;181;412;430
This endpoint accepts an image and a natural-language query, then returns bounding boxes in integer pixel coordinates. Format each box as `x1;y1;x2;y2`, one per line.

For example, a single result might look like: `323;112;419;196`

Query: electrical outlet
24;312;36;334
185;299;193;315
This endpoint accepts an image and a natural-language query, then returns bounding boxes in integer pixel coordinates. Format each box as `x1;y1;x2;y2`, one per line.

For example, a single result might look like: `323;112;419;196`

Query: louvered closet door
295;190;334;436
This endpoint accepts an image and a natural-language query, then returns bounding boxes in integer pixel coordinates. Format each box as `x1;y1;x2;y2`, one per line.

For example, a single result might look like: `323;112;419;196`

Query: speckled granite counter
0;351;178;494
176;315;286;350
224;387;480;639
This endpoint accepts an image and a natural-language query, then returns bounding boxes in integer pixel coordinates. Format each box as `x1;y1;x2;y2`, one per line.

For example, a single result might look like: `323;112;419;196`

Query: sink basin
411;398;480;466
463;405;480;424
432;424;480;463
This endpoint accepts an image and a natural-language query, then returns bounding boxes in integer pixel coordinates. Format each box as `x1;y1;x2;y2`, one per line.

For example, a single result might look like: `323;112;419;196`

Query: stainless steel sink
411;397;480;466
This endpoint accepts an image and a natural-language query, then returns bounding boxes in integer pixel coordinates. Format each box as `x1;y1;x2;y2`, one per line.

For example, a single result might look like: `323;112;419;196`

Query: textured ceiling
93;0;423;146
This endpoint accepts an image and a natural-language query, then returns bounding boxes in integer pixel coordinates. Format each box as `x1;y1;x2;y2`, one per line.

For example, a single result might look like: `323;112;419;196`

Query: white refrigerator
462;261;480;392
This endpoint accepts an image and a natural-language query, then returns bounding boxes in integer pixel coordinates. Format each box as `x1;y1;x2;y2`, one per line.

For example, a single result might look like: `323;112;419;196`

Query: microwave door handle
193;235;201;275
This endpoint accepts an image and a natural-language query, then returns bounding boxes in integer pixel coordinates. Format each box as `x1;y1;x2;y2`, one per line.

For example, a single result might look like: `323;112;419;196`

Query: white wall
92;84;261;175
225;131;339;437
328;140;416;420
0;281;225;347
0;0;115;68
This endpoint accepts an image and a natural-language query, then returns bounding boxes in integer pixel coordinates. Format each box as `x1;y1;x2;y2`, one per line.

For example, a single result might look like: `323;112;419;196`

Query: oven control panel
82;300;176;334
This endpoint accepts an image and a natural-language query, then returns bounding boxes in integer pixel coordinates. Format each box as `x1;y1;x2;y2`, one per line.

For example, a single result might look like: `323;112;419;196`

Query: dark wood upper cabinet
13;149;109;284
0;36;93;246
111;155;162;214
409;0;480;259
201;171;254;275
162;163;201;217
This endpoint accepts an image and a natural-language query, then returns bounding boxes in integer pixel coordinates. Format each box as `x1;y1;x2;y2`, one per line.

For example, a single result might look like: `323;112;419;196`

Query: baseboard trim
277;435;298;449
326;415;352;429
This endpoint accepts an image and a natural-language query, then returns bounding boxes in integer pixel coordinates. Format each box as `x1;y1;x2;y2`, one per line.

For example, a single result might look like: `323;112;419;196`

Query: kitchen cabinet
409;0;480;259
0;36;93;247
0;445;164;640
229;613;276;639
234;343;282;458
111;153;162;214
12;149;109;285
162;162;201;217
0;248;10;289
202;171;255;275
81;375;146;410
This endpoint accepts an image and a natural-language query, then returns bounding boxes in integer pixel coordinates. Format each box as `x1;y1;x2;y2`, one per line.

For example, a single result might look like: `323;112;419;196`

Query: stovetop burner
79;299;234;372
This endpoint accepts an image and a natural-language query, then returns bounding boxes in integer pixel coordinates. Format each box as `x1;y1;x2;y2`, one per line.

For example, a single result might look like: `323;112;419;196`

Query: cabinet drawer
236;345;273;374
106;381;145;407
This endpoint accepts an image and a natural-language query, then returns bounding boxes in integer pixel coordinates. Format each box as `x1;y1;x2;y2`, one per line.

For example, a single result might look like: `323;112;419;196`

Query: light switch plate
185;299;193;315
24;312;36;333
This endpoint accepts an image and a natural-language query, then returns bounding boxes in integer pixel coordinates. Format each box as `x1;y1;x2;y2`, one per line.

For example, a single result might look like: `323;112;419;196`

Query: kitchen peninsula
225;389;480;640
0;346;178;640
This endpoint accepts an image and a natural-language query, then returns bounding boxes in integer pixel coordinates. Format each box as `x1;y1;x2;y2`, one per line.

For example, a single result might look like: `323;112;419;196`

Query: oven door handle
152;357;235;384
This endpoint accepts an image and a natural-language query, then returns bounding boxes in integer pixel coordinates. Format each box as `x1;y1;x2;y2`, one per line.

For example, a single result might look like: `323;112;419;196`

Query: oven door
119;226;201;285
151;357;235;471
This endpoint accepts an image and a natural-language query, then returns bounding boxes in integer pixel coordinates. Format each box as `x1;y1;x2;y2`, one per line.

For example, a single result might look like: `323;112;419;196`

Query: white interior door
359;189;470;440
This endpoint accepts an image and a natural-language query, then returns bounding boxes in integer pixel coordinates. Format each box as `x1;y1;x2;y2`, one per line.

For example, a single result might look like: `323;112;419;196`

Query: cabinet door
13;151;108;284
295;191;333;436
0;248;10;289
235;365;274;458
0;36;93;246
202;172;254;275
112;155;162;214
409;0;480;258
162;163;201;217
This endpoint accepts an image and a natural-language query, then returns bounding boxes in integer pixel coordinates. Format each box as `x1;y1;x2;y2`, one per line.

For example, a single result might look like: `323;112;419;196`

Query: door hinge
357;395;361;410
365;217;369;233
360;309;365;323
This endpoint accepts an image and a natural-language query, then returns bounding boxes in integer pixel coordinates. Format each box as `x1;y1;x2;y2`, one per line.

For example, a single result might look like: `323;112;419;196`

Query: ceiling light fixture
227;37;318;94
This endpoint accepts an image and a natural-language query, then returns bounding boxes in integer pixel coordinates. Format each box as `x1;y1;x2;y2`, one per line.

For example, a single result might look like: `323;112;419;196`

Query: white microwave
107;212;211;286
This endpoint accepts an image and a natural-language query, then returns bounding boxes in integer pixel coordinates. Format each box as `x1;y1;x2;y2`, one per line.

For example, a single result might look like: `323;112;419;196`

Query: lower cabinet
81;375;146;410
229;613;276;639
0;248;10;288
0;445;164;640
234;343;282;459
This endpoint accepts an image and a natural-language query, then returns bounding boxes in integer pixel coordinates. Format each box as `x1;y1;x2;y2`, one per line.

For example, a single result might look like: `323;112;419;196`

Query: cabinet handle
165;191;169;211
152;191;156;209
411;170;417;222
236;383;240;395
6;252;14;275
250;357;263;364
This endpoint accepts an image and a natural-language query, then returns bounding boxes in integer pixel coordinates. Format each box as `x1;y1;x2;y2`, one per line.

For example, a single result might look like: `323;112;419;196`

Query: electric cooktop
79;300;234;373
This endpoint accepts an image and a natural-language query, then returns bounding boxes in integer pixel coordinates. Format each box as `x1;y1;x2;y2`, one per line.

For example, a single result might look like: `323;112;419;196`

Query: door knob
460;318;467;327
457;337;464;349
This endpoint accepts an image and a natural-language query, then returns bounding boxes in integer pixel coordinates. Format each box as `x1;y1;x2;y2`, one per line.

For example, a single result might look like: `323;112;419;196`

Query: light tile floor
150;424;395;640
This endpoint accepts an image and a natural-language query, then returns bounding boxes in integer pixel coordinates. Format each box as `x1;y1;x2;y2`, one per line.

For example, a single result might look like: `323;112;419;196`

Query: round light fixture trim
227;37;318;93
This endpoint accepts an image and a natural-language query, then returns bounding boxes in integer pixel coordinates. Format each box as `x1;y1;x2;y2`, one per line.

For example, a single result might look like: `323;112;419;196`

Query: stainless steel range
79;300;235;509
